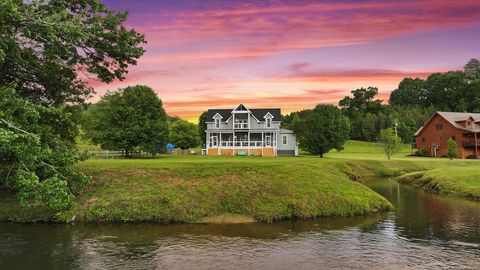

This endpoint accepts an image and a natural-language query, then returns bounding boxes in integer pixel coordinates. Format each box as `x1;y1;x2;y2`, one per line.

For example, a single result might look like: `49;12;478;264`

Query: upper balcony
233;123;249;129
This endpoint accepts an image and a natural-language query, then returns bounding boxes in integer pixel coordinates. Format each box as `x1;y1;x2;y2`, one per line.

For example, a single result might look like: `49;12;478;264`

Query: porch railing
462;140;480;147
209;141;275;148
233;123;249;129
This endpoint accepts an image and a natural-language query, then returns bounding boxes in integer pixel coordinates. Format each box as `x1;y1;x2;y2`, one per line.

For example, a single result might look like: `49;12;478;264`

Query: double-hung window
214;118;220;129
282;135;288;145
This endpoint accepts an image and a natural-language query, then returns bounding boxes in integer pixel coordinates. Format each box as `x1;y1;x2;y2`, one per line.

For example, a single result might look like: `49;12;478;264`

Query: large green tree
170;120;200;150
0;0;144;218
389;78;426;106
83;85;168;156
0;86;89;219
339;87;383;117
339;87;385;141
425;71;467;111
296;105;350;157
0;0;144;104
464;58;480;81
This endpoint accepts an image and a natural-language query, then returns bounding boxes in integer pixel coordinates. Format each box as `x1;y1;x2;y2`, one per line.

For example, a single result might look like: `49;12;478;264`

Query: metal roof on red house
415;111;480;136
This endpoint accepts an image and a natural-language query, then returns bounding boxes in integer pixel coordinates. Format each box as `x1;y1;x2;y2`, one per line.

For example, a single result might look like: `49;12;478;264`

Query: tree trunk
320;152;323;158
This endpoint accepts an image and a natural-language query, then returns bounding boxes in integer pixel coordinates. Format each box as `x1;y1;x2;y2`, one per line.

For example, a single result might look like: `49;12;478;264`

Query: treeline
82;86;201;156
390;58;480;111
284;58;480;144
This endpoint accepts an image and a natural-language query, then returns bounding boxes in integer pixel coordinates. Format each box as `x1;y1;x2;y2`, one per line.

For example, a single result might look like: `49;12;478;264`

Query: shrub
416;148;428;156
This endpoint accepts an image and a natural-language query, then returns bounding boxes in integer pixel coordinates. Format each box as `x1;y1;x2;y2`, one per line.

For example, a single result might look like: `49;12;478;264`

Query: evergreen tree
198;111;207;146
447;138;458;160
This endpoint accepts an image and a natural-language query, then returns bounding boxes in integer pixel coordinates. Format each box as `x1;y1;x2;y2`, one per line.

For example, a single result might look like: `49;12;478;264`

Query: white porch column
233;131;235;156
274;131;278;156
261;132;264;156
218;132;222;155
248;131;251;156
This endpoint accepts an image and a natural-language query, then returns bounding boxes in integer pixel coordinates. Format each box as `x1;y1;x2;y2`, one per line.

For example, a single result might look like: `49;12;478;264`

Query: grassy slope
1;140;479;223
74;156;392;223
397;167;480;201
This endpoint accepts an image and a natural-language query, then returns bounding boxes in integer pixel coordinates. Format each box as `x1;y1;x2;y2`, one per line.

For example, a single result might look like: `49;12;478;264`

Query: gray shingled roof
206;106;281;122
415;111;480;136
206;109;231;120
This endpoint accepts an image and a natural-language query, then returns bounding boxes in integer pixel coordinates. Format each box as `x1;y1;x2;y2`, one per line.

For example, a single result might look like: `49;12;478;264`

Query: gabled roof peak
263;112;274;118
212;113;223;119
233;104;249;112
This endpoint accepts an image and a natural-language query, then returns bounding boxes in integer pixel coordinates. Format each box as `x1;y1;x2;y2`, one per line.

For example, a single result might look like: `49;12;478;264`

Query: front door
265;135;272;147
211;136;218;147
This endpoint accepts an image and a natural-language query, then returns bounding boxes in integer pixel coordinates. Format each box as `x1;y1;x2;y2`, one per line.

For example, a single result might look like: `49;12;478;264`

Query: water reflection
369;179;480;242
1;179;479;269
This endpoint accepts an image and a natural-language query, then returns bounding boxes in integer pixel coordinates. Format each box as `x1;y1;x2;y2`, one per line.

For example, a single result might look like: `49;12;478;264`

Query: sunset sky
92;0;480;121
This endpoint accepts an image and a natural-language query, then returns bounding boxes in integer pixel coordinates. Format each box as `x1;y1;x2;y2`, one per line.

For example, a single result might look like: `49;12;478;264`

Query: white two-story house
205;104;297;156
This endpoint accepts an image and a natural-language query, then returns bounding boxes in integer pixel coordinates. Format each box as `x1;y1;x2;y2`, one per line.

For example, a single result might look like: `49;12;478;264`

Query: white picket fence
83;149;193;159
84;150;157;159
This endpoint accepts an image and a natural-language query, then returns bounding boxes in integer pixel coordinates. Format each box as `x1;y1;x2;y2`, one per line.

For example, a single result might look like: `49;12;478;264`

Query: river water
1;179;479;269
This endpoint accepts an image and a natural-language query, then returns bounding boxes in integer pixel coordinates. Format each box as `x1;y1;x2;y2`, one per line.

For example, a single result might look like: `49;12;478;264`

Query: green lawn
1;140;479;223
325;140;413;159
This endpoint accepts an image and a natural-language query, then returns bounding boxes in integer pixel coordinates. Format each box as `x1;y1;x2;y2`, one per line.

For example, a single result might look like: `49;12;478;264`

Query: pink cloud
88;0;480;120
133;0;480;59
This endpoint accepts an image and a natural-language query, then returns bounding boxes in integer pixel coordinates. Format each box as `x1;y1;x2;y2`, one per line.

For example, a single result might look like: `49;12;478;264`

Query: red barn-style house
414;112;480;159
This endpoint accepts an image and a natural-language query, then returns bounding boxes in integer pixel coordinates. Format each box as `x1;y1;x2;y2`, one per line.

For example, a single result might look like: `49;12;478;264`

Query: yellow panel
262;148;275;157
208;149;218;156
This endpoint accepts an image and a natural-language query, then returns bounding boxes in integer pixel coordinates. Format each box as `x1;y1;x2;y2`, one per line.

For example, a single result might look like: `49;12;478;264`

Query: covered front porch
207;131;277;156
208;132;277;148
461;132;480;158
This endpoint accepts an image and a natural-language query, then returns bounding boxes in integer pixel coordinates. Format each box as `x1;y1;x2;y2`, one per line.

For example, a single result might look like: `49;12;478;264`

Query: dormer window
213;113;223;129
264;112;274;128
